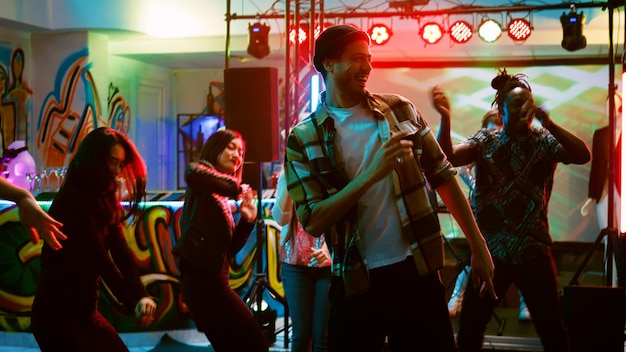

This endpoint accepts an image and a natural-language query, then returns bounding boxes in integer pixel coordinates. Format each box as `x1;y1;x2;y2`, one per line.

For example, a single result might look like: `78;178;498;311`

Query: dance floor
0;241;622;352
0;309;623;352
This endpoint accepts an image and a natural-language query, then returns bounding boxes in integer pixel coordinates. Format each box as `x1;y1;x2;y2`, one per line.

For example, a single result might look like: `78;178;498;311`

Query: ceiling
1;0;623;70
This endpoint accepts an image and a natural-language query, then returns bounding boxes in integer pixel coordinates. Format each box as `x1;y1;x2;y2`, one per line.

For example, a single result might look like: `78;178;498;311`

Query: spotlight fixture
288;23;325;48
369;24;392;45
420;22;443;44
289;25;308;45
247;22;270;58
560;5;586;51
450;20;473;44
478;18;502;43
507;18;532;42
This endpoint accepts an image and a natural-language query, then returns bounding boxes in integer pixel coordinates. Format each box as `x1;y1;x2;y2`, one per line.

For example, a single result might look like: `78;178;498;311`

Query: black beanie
313;25;371;73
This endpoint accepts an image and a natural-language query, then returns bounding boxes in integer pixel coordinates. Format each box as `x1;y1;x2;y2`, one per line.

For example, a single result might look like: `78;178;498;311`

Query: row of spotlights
287;19;532;49
264;10;581;58
369;18;532;46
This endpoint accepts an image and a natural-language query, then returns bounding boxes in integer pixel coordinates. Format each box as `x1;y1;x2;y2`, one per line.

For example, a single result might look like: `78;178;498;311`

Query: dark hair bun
491;73;509;90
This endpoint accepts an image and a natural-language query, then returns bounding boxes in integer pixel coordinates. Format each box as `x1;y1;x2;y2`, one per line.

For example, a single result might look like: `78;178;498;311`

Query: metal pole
284;0;291;158
606;1;617;286
225;0;231;69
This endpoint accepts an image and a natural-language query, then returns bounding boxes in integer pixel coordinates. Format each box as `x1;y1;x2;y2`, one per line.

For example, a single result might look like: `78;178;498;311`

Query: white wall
108;55;175;190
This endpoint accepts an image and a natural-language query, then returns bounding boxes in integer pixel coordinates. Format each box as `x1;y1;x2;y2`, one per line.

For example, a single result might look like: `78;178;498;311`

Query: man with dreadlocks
432;69;590;352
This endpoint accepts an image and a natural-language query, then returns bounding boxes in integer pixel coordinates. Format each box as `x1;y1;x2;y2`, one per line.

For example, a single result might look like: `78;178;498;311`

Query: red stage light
478;19;502;43
420;22;443;44
289;26;308;45
369;24;392;45
507;18;532;42
450;20;473;44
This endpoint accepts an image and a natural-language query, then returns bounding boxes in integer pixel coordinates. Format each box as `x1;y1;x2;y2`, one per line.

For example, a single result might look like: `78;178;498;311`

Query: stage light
507;18;532;42
289;25;308;45
420;22;443;44
289;23;326;48
247;22;270;58
450;20;473;44
477;19;502;43
560;5;586;51
369;24;392;45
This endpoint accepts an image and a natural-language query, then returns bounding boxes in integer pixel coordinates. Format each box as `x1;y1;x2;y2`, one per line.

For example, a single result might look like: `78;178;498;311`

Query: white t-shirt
326;102;411;269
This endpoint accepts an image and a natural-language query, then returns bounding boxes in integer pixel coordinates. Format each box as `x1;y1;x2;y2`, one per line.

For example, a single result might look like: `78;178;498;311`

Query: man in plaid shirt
283;24;496;352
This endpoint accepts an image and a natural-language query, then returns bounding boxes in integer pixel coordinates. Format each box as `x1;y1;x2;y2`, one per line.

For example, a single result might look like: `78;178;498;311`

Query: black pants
179;258;269;352
457;251;570;352
327;257;458;352
32;308;128;352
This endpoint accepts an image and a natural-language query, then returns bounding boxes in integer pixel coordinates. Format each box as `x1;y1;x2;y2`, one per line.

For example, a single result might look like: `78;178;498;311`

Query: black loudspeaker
241;162;261;192
563;285;625;352
224;67;279;163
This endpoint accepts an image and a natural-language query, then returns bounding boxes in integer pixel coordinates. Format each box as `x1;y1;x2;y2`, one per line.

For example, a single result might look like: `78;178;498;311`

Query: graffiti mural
107;82;131;134
0;47;32;155
0;198;284;333
37;49;106;168
6;48;31;144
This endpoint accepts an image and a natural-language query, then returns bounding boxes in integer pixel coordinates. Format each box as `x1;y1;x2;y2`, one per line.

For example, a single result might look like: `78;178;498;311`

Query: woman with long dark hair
174;129;267;351
32;127;156;351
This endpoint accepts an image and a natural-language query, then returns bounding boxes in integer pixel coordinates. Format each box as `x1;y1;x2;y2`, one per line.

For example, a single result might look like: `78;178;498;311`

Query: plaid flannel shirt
284;90;456;297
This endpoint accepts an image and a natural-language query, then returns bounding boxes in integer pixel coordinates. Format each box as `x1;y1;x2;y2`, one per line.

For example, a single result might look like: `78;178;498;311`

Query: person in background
580;92;622;286
581;92;622;228
443;109;531;322
581;125;621;224
31;127;157;352
284;24;496;352
273;171;331;352
173;129;268;352
434;69;590;352
0;176;66;249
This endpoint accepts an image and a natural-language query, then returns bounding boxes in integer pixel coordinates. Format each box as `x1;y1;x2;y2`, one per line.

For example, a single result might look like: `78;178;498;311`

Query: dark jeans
457;251;570;352
179;258;269;352
327;256;458;352
282;263;331;352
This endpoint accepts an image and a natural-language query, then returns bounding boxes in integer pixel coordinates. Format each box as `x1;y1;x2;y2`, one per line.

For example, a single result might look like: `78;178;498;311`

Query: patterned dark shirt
284;91;456;297
466;127;561;264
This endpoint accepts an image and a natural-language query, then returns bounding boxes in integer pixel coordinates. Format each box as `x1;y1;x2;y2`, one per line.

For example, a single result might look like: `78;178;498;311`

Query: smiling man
283;24;497;352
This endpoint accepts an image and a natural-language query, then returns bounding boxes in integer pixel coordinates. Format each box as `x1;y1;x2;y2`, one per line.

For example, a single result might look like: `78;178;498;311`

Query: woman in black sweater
31;127;156;352
173;129;267;352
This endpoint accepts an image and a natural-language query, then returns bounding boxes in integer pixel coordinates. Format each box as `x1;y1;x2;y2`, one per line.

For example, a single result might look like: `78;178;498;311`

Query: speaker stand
243;162;289;348
569;227;623;287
